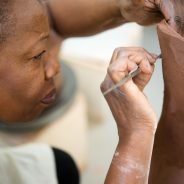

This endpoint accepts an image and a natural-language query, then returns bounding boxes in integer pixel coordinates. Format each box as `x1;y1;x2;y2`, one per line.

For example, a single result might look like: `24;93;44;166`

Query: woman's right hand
103;47;159;184
101;47;158;137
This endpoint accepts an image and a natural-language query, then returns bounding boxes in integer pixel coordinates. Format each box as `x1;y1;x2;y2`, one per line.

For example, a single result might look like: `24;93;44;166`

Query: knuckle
114;47;126;54
137;47;145;52
100;81;108;92
140;47;147;53
107;65;116;77
100;82;105;91
107;66;112;75
116;48;128;58
114;47;121;54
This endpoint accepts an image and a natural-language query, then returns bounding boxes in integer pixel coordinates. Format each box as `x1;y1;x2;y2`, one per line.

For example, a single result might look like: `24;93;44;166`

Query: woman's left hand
119;0;184;35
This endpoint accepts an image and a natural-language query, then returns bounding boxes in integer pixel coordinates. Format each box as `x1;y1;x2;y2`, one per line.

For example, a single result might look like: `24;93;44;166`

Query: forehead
1;0;50;54
14;0;49;35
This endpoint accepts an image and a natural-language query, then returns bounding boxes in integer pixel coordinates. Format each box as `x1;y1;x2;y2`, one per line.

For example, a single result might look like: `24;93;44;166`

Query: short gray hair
0;0;15;44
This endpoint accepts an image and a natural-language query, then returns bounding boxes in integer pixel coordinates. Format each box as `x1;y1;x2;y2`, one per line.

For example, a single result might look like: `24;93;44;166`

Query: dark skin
148;1;184;184
0;0;63;122
149;20;184;184
1;0;184;183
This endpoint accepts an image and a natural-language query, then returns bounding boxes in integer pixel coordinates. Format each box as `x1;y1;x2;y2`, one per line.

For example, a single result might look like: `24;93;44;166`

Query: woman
0;0;179;183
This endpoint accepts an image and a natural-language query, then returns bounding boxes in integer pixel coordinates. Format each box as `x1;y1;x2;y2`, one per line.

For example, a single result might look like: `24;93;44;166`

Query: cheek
0;62;45;104
0;62;47;122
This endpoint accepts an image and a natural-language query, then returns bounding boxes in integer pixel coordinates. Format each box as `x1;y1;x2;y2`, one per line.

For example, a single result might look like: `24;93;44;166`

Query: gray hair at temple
0;0;15;44
0;0;47;44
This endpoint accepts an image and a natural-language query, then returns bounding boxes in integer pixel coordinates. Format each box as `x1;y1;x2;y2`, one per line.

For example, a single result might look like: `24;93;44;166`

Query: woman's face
0;0;60;123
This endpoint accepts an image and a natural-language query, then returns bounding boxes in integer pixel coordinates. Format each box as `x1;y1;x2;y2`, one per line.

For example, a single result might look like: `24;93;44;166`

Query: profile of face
0;0;60;123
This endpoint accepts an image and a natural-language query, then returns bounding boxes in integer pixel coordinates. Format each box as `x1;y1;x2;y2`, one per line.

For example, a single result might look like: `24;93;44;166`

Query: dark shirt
52;147;80;184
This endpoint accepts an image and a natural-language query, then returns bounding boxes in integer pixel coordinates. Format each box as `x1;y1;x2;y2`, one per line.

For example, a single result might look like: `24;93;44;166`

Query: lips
41;89;57;105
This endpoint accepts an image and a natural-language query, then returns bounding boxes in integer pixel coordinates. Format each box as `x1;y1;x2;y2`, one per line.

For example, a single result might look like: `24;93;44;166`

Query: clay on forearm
105;131;155;184
149;20;184;184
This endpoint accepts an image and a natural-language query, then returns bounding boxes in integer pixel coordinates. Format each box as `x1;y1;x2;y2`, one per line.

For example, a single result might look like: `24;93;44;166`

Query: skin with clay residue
101;47;158;184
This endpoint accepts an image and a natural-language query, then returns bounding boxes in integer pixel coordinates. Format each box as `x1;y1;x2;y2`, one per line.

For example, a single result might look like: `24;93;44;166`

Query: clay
148;20;184;184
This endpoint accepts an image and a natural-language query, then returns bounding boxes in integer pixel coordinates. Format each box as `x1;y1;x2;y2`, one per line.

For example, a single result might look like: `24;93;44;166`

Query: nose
44;58;60;80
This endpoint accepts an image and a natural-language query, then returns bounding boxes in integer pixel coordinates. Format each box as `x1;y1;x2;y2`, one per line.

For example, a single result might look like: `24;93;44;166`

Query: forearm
105;130;155;184
47;0;127;37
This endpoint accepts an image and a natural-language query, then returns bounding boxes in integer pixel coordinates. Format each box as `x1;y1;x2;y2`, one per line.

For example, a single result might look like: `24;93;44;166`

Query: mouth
41;89;57;105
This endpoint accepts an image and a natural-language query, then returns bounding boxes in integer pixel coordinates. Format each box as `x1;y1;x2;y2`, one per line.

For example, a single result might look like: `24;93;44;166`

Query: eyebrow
39;33;50;41
35;32;49;44
25;32;50;52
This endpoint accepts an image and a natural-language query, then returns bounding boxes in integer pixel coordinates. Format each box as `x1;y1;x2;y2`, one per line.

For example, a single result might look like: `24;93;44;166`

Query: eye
32;50;46;61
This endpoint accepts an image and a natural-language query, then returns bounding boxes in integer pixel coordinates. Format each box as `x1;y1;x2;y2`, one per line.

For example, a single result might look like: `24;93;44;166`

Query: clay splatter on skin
112;156;147;182
114;152;119;157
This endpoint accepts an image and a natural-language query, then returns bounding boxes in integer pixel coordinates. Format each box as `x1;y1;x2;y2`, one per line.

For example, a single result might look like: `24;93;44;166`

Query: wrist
118;127;156;149
117;129;155;165
118;122;157;141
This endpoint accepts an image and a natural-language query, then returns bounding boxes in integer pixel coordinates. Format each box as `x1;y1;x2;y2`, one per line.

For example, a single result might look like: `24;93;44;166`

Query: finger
159;0;182;33
107;57;138;96
144;52;158;64
108;52;155;88
108;57;128;83
128;61;138;72
128;55;151;74
110;47;132;64
111;47;158;65
130;48;157;61
116;47;146;59
128;54;156;90
110;48;120;64
101;74;114;93
160;0;175;22
133;64;155;91
133;56;155;87
129;51;157;65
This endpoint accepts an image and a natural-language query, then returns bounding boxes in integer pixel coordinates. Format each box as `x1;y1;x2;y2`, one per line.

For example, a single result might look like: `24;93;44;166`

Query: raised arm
101;47;158;183
46;0;173;38
46;0;126;37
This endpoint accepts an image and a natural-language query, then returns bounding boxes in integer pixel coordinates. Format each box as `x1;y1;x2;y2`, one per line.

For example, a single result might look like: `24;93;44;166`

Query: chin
2;108;45;124
22;109;45;123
